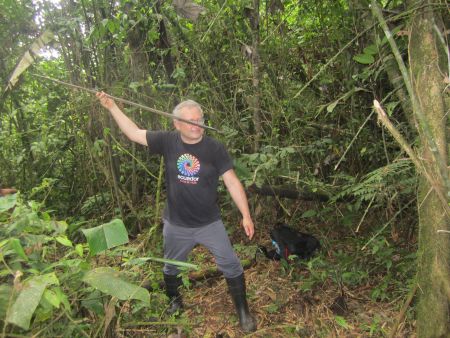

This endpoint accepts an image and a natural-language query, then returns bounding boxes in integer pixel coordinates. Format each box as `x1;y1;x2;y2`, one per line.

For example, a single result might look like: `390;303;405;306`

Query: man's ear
173;119;180;130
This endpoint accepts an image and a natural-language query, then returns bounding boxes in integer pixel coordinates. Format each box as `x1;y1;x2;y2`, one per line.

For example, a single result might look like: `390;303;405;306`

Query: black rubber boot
225;273;257;333
163;273;183;315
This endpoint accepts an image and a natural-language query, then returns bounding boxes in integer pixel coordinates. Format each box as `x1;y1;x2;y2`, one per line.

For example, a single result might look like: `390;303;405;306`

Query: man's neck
180;133;203;144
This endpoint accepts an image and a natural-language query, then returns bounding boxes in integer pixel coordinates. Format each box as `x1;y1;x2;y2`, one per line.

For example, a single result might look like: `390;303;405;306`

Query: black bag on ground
259;223;320;261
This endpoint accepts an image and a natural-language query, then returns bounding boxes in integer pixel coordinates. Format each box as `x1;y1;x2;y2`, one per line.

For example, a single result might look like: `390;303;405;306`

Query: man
96;92;257;332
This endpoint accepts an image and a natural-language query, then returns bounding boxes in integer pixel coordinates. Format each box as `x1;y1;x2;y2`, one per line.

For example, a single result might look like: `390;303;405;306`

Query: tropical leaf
335;315;350;329
326;100;339;113
9;238;28;261
42;289;60;308
172;0;205;21
353;53;375;65
301;209;317;218
81;219;129;255
83;267;149;304
55;235;73;247
324;87;365;113
234;159;252;181
6;273;58;330
0;193;17;212
0;285;12;320
4;30;54;93
363;44;378;55
75;243;84;257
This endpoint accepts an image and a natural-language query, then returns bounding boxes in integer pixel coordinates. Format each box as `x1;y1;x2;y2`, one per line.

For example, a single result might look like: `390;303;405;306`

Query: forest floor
182;261;411;337
175;258;412;337
156;224;417;338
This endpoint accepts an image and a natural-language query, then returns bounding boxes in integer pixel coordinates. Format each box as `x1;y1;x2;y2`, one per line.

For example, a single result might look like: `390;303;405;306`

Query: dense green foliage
0;0;448;336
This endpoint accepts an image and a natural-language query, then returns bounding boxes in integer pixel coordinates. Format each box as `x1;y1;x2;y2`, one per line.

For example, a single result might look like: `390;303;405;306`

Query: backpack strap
283;246;290;260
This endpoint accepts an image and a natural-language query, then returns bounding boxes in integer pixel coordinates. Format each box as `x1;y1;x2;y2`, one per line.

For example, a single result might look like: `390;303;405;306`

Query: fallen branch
247;184;329;202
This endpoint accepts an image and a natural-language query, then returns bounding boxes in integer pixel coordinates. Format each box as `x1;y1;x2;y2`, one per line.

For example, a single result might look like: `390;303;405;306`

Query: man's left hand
242;217;255;240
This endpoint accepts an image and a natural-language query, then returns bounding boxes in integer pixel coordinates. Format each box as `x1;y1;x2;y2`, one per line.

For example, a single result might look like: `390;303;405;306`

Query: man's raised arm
96;91;148;146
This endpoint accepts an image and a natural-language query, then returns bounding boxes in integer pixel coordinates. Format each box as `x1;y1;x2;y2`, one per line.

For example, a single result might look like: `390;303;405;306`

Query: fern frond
332;160;415;203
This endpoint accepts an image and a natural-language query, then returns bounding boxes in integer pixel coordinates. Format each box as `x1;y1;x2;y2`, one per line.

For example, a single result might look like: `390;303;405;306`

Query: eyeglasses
187;118;205;125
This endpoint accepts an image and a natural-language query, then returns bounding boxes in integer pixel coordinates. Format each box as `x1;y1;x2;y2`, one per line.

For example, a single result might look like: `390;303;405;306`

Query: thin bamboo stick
31;73;221;133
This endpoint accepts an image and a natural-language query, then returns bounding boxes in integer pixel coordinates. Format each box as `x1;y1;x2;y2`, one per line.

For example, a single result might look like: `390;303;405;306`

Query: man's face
173;106;205;144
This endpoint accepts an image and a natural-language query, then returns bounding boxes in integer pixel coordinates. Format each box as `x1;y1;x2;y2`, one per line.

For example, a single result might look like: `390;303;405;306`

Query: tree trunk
156;0;175;83
249;0;262;152
97;2;124;219
126;4;150;205
409;2;450;337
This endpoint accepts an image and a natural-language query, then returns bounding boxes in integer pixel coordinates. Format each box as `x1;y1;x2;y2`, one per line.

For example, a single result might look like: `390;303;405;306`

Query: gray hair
172;99;203;118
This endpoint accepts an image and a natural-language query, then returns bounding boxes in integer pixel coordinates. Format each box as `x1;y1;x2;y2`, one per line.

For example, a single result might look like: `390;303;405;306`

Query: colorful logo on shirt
177;153;200;184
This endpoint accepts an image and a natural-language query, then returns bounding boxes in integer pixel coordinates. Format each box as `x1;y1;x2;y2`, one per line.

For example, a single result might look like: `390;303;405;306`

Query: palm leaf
4;30;54;94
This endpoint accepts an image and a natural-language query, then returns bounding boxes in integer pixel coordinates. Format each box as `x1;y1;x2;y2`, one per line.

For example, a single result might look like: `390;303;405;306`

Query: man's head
173;100;205;144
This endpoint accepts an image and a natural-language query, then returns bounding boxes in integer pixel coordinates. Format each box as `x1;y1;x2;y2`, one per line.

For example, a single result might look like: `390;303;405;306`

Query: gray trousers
163;219;244;278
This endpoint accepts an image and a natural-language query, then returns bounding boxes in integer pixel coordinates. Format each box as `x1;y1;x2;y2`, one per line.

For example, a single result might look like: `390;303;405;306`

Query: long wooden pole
32;73;221;133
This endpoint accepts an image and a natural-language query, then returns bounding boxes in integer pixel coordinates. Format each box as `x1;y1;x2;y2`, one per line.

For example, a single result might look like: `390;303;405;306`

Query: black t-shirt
146;131;234;227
